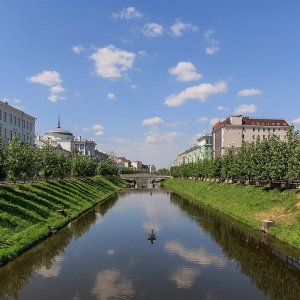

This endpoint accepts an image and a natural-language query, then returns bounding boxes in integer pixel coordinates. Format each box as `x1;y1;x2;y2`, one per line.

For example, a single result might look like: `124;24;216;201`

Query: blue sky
1;1;300;169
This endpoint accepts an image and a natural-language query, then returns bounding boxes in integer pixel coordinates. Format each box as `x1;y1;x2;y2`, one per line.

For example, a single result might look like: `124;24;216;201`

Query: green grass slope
0;175;127;266
162;178;300;248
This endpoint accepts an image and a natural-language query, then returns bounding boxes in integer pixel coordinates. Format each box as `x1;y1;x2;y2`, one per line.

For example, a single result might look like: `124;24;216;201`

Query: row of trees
0;136;120;183
170;126;300;184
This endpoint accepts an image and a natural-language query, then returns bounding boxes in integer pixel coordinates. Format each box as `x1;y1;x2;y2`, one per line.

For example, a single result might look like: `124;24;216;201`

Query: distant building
212;115;289;158
117;157;131;168
131;161;142;170
0;100;36;146
35;117;106;160
184;134;212;163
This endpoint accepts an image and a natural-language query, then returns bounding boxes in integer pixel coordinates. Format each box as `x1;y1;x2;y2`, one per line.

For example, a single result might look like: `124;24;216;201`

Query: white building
74;136;96;157
0;100;36;146
212;115;289;158
131;161;143;170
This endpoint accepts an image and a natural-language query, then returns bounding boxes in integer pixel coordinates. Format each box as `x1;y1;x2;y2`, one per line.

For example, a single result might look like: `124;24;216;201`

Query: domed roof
45;117;73;136
45;126;73;136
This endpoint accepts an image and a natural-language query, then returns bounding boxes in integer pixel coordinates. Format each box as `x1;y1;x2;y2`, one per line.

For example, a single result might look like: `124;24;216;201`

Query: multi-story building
74;136;96;157
117;157;131;168
131;161;143;170
212;115;289;158
184;134;213;163
0;100;36;146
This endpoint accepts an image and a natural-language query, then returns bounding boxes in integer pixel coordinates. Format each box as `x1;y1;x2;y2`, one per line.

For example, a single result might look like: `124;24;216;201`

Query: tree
72;154;97;177
97;161;118;176
36;145;58;181
4;136;24;183
54;152;72;180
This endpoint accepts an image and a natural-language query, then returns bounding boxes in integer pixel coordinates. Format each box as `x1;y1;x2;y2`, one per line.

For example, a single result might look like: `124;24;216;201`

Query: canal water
1;181;300;299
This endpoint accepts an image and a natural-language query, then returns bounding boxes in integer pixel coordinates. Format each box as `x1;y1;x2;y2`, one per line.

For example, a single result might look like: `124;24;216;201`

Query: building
131;161;143;170
184;134;213;163
74;136;96;157
0;100;36;146
212;115;289;158
117;157;131;168
36;118;108;160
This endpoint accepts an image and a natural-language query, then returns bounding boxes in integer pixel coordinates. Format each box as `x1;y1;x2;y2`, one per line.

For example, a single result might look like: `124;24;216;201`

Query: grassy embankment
162;178;300;248
0;176;128;266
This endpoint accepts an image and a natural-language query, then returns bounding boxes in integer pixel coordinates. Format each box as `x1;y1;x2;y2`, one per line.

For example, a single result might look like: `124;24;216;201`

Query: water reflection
91;269;134;300
2;188;300;299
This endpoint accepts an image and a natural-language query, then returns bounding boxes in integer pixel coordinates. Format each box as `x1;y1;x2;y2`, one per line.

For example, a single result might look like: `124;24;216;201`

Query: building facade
212;115;289;158
0;100;36;146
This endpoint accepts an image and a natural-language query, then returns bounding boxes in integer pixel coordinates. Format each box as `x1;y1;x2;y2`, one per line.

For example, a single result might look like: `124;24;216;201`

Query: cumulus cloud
204;29;220;55
197;117;208;123
169;62;202;82
291;117;300;124
164;81;227;107
142;117;164;126
142;23;163;38
144;130;181;144
90;45;136;80
170;19;198;36
112;7;142;19
27;70;62;86
82;124;104;136
234;104;257;114
216;105;228;111
107;93;116;100
72;45;85;54
27;70;66;102
237;89;263;97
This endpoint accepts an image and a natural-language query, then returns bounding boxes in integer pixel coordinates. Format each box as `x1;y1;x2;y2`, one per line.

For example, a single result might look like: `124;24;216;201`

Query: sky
1;0;300;169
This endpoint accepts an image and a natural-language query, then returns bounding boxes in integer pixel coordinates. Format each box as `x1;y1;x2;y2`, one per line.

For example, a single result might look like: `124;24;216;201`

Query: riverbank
0;175;128;266
162;178;300;249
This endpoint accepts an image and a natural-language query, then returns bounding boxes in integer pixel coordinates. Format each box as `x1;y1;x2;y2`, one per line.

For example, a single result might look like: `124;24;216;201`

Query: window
14;116;16;125
18;133;20;140
253;127;255;131
4;112;7;122
258;128;260;132
30;123;32;131
4;128;6;138
27;121;29;130
242;134;244;139
263;128;265;132
23;120;25;128
263;135;265;139
273;128;275;132
9;114;12;124
268;128;270;131
10;130;12;140
0;110;2;120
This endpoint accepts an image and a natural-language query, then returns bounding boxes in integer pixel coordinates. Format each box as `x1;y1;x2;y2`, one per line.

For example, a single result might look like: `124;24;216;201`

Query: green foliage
72;154;97;177
171;126;300;185
97;161;118;176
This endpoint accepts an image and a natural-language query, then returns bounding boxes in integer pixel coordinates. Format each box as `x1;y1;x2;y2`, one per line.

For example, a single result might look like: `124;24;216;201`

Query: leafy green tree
36;145;58;181
97;161;118;176
4;136;24;183
19;142;35;182
54;152;72;180
72;154;97;177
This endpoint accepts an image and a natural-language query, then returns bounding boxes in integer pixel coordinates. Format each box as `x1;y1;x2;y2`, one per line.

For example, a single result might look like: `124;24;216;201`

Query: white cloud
216;105;228;111
130;84;137;90
169;267;200;289
27;70;62;86
142;23;163;38
92;124;104;130
291;117;300;124
204;29;220;55
197;117;208;123
170;19;198;37
237;89;263;97
50;85;65;94
95;131;104;136
144;130;181;144
165;121;186;127
112;7;142;20
107;93;116;100
169;62;202;82
27;70;66;102
142;117;164;126
234;104;257;114
72;45;85;54
164;81;227;107
90;45;136;79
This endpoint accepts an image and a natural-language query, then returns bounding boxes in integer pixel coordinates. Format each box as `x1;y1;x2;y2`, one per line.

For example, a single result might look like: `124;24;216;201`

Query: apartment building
0;100;36;146
212;115;289;158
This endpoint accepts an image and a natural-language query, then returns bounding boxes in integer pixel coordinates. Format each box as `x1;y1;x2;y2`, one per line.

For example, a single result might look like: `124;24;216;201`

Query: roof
213;116;289;131
45;126;73;136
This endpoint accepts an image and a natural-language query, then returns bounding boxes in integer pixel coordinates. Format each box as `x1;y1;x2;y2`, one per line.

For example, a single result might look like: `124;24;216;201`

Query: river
1;181;300;299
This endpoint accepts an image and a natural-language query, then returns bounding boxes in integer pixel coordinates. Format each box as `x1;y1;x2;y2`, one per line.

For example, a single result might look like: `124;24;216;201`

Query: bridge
119;173;171;181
